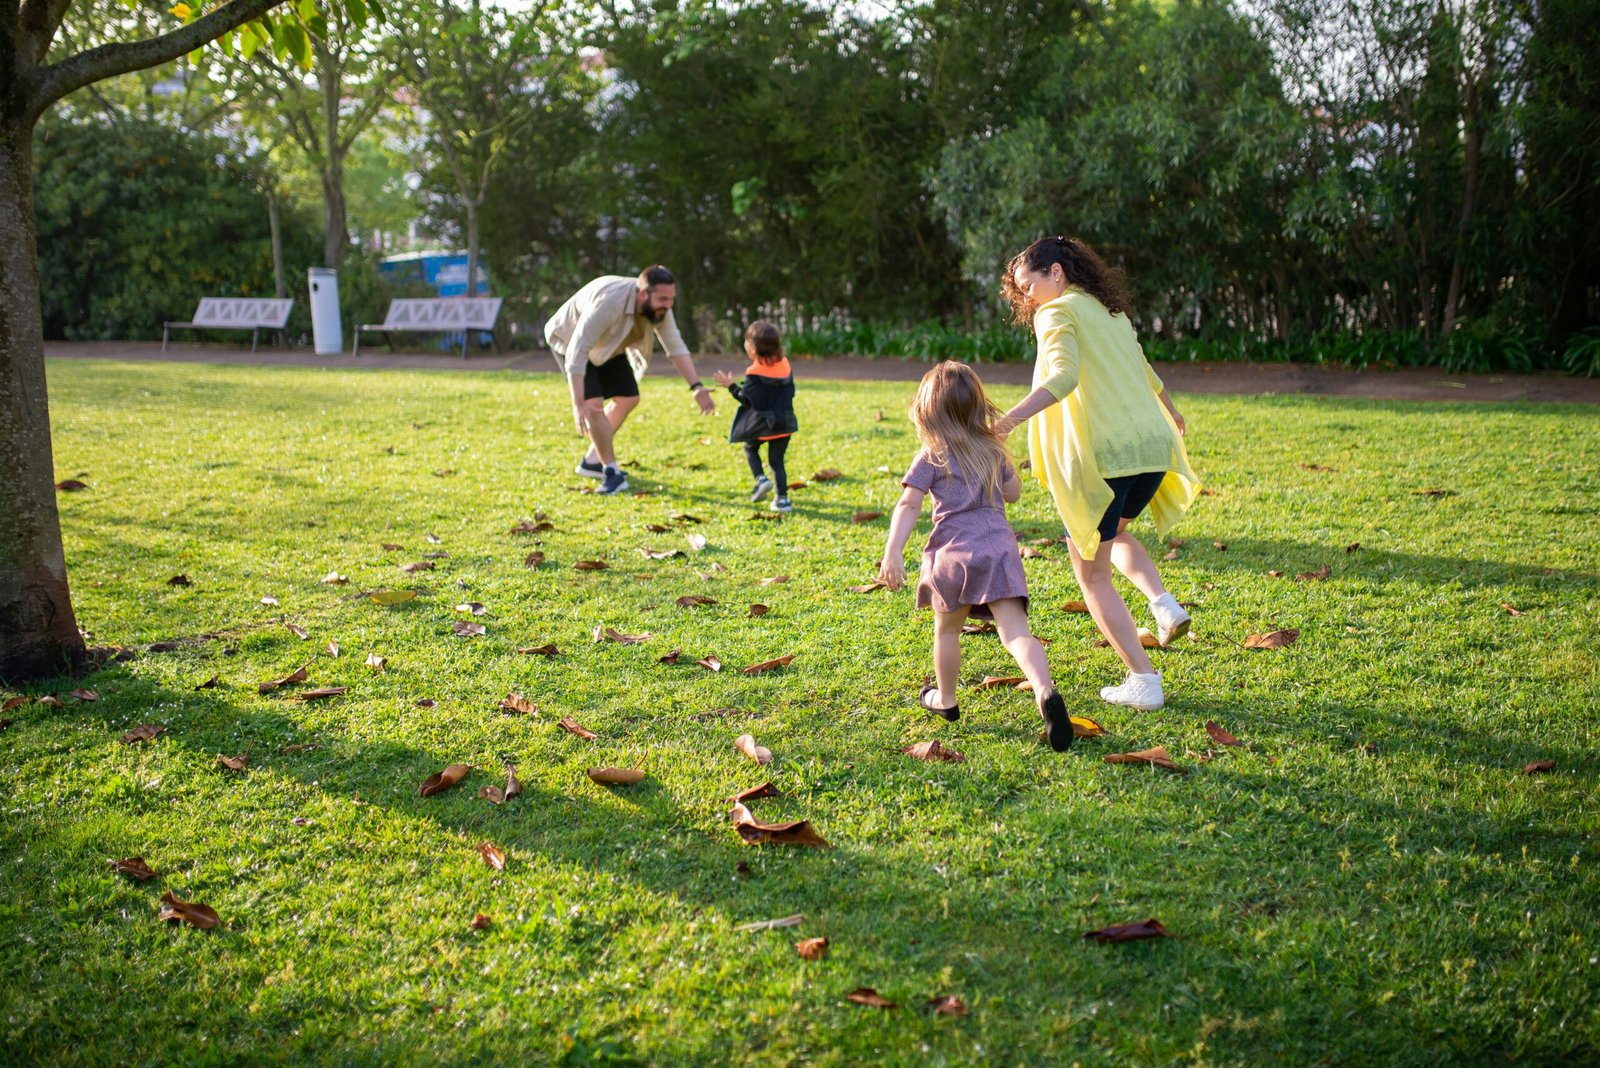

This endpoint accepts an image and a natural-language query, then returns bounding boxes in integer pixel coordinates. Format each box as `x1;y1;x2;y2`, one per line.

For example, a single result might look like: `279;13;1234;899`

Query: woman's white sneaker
1100;672;1164;711
1150;593;1191;647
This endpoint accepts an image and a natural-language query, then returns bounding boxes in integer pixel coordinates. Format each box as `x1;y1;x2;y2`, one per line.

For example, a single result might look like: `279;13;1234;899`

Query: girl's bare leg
1108;519;1167;601
931;606;971;707
1069;540;1155;675
987;598;1052;693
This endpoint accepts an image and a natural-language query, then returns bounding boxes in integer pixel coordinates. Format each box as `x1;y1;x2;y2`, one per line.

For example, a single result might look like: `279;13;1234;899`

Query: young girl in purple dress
878;362;1073;751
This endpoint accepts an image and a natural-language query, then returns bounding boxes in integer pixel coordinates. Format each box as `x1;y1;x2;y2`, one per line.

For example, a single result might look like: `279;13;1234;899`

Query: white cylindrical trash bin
307;267;342;355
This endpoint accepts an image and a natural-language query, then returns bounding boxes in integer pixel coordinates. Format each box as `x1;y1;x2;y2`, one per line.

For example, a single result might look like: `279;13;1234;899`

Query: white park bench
162;297;294;352
354;297;504;359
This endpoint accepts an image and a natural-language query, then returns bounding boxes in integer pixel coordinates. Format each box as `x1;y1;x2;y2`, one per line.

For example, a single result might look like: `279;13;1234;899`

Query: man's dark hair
639;265;675;289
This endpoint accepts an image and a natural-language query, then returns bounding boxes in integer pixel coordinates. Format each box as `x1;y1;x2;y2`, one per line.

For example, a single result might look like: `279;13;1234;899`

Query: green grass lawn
4;358;1598;1065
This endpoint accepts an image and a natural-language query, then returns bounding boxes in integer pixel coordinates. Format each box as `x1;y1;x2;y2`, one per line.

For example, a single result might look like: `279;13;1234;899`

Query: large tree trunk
0;120;85;682
465;199;480;296
269;190;287;299
320;152;349;269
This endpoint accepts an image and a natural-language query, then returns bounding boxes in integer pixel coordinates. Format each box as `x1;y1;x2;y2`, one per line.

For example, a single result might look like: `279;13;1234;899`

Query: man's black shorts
583;355;640;400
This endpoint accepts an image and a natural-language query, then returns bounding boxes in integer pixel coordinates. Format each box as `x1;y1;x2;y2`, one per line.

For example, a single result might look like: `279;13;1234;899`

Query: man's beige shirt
544;275;690;381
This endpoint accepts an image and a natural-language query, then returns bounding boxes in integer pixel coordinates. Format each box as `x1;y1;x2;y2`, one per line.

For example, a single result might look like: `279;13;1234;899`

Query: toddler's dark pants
744;437;790;492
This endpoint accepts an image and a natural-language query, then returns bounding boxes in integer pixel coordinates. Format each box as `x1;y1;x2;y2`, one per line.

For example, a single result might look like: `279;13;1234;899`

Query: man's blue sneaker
597;466;630;495
576;456;604;479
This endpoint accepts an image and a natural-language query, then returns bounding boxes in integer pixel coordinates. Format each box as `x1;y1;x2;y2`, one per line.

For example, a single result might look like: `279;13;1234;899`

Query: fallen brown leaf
697;656;723;672
419;763;473;797
56;479;89;491
1137;628;1162;648
749;512;782;521
848;581;887;593
524;551;546;568
962;619;997;635
676;594;718;608
735;734;773;765
846;988;896;1009
732;782;780;803
1413;488;1452;497
158;890;220;930
1019;545;1044;559
1070;715;1106;738
1522;760;1555;775
1162;549;1180;561
478;842;506;871
498;693;537;716
509;519;554;535
1295;565;1331;582
368;589;418;605
587;766;646;785
903;739;966;763
455;602;487;616
120;723;165;745
1346;542;1361;553
573;560;609;571
1205;721;1244;747
594;626;650;644
742;655;795;674
380;542;403;551
320;571;348;585
68;688;99;701
1502;603;1523;616
283;623;310;641
167;573;192;586
758;575;789;586
470;913;492;930
1061;601;1089;613
326;641;340;658
426;533;443;544
976;675;1026;689
215;743;252;772
452;621;486;637
1243;628;1299;650
1267;569;1284;578
748;604;770;618
401;561;434;573
851;511;884;524
795;937;829;960
729;802;831;848
644;523;671;533
1083;918;1171;943
732;913;804;932
292;687;347;701
640;548;684;560
558;716;598;739
112;856;159;881
812;468;843;482
415;699;437;709
658;649;682;664
365;652;387;672
505;764;522;800
1103;746;1185;772
926;996;968;1016
1;696;25;712
671;512;704;524
518;644;561;656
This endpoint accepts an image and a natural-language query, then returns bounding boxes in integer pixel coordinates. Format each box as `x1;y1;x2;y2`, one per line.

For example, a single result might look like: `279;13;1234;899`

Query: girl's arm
878;486;926;590
1000;462;1023;504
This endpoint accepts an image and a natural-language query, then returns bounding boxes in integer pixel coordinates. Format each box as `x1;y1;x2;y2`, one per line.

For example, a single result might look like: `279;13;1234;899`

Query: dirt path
44;339;1600;405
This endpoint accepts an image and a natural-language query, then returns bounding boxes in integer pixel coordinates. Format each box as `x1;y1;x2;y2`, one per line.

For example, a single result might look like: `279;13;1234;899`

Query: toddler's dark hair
746;320;783;364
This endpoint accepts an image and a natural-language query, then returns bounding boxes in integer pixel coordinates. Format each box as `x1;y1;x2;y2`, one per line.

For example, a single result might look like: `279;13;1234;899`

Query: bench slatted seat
163;298;294;352
354;297;503;359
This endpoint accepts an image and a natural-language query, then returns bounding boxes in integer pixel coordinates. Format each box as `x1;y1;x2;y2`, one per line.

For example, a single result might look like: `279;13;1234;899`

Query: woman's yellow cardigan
1025;289;1202;560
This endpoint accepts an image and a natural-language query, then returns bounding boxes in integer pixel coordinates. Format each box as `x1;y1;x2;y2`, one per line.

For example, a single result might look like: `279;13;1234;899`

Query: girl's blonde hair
908;362;1008;504
746;320;783;364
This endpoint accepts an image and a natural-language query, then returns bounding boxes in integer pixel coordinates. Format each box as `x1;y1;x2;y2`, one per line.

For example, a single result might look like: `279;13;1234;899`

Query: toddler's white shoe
1100;672;1164;711
1150;592;1191;647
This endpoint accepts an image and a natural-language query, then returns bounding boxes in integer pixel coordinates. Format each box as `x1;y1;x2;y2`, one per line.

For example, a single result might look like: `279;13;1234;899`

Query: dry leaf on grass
68;688;99;701
558;716;598;740
749;512;782;521
729;802;831;848
518;644;561;656
658;649;682;665
112;857;159;881
962;620;997;635
851;511;884;524
260;594;280;606
573;560;609;571
56;479;89;491
478;842;506;871
320;571;348;586
1502;603;1524;616
455;602;487;615
37;695;62;708
670;512;704;524
758;575;789;586
524;551;546;568
644;523;671;533
735;734;773;765
326;641;340;658
1019;545;1044;559
1413;488;1452;497
215;743;252;772
120;724;165;745
284;623;310;641
748;604;770;618
697;656;723;672
1137;628;1162;649
292;687;347;702
848;581;887;593
426;533;443;544
167;573;192;586
1103;746;1186;773
1083;918;1171;943
976;675;1026;690
1071;716;1106;738
158;890;220;930
470;913;492;930
587;766;646;785
365;652;387;672
812;468;844;482
368;589;418;606
505;764;522;800
733;913;804;932
420;763;472;797
903;739;965;763
594;626;650;644
1522;760;1555;775
509;519;554;535
1061;601;1089;613
676;594;717;608
1;696;26;712
478;786;505;804
1243;628;1299;650
1205;721;1244;747
846;988;896;1009
1295;565;1331;582
401;561;434;573
1163;549;1180;561
498;693;537;716
452;621;486;637
742;655;795;674
732;782;780;803
795;937;829;960
380;542;403;552
415;699;437;709
926;996;968;1016
640;548;684;560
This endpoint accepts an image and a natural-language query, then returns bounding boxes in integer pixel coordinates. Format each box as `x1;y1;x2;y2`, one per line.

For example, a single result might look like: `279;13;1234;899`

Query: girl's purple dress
902;450;1030;618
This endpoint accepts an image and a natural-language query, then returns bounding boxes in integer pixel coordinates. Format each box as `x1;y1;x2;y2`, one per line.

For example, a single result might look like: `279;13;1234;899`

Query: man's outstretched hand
694;388;716;416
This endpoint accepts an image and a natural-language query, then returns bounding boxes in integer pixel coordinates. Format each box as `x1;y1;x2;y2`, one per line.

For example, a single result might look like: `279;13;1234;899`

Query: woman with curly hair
993;236;1202;712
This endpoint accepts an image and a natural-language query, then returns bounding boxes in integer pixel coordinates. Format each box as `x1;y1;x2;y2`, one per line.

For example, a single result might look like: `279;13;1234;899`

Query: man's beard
641;303;668;324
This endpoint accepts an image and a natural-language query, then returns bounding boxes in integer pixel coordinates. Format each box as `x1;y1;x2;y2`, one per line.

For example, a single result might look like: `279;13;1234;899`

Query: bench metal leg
251;327;260;354
162;325;169;353
353;330;361;357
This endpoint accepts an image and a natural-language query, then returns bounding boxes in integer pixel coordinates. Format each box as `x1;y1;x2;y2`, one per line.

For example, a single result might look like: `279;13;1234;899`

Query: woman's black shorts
1085;470;1168;543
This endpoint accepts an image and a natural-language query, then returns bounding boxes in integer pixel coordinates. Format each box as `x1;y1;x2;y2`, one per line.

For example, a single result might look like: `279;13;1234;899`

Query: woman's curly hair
1000;236;1134;326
